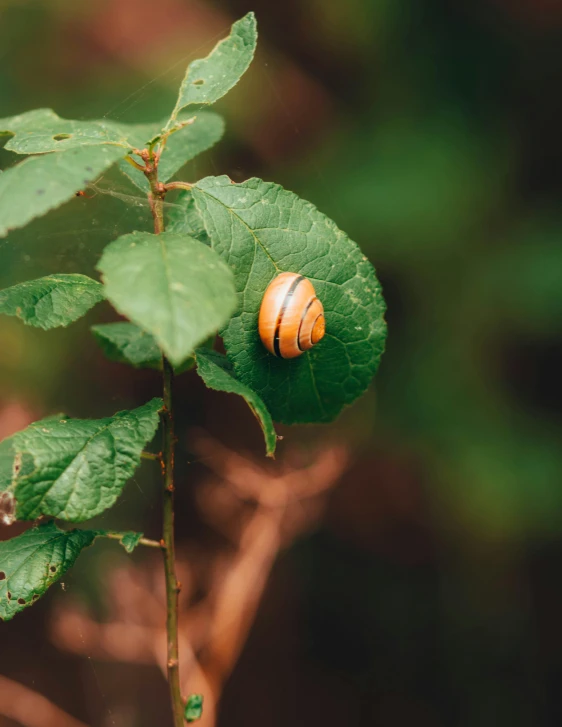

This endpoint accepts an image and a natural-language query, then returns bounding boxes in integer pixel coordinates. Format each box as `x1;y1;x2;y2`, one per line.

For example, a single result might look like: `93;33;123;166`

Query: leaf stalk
104;532;163;550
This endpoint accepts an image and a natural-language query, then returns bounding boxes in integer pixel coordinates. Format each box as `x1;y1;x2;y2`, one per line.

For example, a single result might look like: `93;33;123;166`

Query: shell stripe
296;297;318;351
273;275;305;357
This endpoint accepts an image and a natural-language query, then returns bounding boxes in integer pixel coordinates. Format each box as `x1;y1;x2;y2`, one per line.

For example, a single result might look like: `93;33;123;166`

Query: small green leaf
168;13;257;125
0;108;162;154
120;112;224;191
118;531;144;553
92;322;163;370
0;145;125;237
191;176;387;424
0;274;104;329
196;349;277;456
166;189;210;245
95;529;147;553
0;398;162;523
97;232;237;366
184;694;204;723
0;522;97;621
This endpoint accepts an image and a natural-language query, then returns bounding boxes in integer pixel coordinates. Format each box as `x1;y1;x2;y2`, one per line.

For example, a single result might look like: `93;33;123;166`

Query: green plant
0;13;386;726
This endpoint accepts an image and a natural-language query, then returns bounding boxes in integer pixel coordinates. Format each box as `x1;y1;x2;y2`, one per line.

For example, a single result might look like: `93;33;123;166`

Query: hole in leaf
53;133;71;141
7;591;11;600
0;492;15;526
192;79;205;85
0;572;5;580
49;566;56;573
32;594;39;601
17;598;25;605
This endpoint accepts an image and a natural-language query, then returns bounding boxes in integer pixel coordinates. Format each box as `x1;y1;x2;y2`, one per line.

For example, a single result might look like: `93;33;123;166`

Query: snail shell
258;272;326;359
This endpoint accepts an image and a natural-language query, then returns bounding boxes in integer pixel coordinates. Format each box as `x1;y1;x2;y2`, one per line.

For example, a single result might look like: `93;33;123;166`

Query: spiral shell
258;272;326;359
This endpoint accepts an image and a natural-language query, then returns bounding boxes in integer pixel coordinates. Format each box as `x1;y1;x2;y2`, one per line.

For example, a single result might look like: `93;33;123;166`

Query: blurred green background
1;0;562;726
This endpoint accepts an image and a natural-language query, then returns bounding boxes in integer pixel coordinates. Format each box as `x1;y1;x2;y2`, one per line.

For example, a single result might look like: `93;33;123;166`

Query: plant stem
145;150;185;726
145;153;166;235
162;355;184;727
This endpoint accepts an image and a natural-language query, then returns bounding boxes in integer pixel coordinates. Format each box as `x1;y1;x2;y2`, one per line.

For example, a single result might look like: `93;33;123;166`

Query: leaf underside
97;231;237;366
92;321;163;370
190;176;387;424
0;522;97;621
0;145;125;237
0;274;104;329
196;348;277;456
0;398;162;522
91;322;195;374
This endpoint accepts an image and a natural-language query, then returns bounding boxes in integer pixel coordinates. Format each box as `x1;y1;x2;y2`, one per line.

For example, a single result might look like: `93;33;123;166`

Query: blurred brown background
1;0;562;725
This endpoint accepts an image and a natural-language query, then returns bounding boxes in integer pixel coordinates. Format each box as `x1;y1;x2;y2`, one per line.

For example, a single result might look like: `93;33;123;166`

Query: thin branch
103;532;164;550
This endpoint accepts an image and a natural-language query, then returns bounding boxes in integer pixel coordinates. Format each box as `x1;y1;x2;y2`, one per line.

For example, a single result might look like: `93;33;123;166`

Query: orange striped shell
258;273;326;358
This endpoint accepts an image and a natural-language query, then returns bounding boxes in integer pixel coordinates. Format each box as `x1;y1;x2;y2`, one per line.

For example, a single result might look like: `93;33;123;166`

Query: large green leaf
97;232;237;366
0;522;97;621
0;274;104;329
166;189;210;245
190;176;387;424
167;13;257;126
196;349;277;456
120;112;224;191
0;108;161;154
0;145;125;237
92;322;163;370
0;399;162;523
